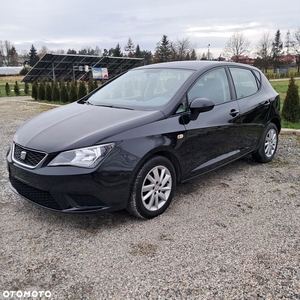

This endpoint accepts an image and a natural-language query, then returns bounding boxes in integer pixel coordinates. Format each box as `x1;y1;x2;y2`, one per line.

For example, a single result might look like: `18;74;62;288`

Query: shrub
24;82;29;95
14;81;20;96
38;82;45;100
69;81;78;102
60;81;69;103
51;81;60;102
5;83;10;96
31;82;38;100
281;75;300;123
78;80;87;99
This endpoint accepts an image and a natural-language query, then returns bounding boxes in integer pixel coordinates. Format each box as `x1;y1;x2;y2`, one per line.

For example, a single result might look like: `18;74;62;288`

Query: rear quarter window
229;68;259;98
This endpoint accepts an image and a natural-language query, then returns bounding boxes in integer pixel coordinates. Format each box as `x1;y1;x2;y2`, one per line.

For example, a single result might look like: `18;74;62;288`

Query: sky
1;0;299;59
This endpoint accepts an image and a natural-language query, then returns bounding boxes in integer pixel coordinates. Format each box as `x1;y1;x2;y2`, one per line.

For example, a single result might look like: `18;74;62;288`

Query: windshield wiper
96;104;133;110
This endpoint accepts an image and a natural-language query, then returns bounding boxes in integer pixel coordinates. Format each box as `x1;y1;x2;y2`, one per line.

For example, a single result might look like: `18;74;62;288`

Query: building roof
21;53;144;83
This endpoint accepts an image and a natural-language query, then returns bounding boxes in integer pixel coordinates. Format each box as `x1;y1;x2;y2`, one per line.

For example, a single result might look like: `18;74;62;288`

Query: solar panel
21;53;144;83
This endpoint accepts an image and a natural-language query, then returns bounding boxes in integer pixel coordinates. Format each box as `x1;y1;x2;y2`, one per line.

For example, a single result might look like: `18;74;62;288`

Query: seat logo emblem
20;151;27;160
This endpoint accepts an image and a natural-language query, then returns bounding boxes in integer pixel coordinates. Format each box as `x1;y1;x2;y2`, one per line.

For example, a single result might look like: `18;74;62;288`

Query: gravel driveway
0;97;299;300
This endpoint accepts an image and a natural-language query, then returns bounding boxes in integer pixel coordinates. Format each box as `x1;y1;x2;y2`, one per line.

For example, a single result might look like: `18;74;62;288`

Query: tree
24;82;29;95
124;38;135;57
293;28;300;72
255;31;272;72
153;35;172;63
69;81;78;102
45;82;52;101
31;82;38;100
29;45;39;67
112;43;123;57
5;82;10;96
135;44;143;58
38;45;49;58
38;82;45;100
88;73;95;93
224;32;250;62
0;40;16;66
14;81;20;96
271;30;284;72
78;80;87;99
51;80;60;102
60;81;69;103
171;37;196;61
281;75;300;122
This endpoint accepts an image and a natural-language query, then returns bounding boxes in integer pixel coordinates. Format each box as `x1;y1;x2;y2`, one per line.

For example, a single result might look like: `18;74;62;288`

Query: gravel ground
0;97;299;300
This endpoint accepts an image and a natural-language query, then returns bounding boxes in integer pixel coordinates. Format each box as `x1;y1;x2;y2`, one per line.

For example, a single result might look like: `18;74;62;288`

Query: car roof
134;60;258;72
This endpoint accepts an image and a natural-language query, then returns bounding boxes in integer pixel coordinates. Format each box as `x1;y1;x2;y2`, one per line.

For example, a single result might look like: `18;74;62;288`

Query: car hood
14;102;165;152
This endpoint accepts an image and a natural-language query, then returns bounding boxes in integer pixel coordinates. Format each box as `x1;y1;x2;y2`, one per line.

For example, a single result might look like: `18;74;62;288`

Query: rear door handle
229;109;239;117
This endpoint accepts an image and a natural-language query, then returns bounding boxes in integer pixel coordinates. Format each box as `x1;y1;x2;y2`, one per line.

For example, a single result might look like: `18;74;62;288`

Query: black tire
127;156;176;219
252;123;278;163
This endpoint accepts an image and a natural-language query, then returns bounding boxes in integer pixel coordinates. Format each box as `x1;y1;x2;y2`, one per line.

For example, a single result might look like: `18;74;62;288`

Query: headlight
48;143;115;168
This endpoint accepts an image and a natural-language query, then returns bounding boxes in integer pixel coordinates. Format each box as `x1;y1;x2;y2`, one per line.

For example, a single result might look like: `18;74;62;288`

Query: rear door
228;67;271;153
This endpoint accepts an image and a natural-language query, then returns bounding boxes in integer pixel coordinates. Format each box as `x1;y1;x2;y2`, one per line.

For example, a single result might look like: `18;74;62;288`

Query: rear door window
229;68;259;98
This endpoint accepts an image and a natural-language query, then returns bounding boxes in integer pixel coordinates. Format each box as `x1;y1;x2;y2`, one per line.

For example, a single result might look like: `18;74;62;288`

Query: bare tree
293;28;300;72
224;32;250;62
0;40;15;66
255;31;272;72
124;38;135;57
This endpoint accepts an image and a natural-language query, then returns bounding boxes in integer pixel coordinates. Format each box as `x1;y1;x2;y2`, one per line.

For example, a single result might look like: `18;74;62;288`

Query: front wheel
252;123;278;163
127;156;176;219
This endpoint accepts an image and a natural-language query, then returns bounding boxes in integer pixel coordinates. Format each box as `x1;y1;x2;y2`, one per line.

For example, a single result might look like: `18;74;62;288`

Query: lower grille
10;176;61;210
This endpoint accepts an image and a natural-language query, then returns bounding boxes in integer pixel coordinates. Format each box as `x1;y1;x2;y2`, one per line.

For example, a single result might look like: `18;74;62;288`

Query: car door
183;67;241;179
228;67;271;153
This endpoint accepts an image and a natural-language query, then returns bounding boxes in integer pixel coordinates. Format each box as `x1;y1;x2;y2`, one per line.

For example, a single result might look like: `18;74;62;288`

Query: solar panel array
21;54;144;83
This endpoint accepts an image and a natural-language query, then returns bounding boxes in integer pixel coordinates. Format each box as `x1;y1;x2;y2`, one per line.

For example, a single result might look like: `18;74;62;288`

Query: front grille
10;176;62;210
13;144;47;168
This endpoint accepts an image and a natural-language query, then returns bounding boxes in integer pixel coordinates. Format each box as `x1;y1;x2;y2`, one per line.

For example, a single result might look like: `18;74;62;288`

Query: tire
252;123;278;163
127;156;176;219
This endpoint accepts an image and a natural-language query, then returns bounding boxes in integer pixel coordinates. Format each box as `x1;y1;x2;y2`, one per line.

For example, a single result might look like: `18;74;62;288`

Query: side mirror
189;98;214;120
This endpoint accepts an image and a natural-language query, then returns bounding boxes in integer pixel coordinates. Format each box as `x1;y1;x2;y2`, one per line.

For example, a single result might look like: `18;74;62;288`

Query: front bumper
6;149;133;213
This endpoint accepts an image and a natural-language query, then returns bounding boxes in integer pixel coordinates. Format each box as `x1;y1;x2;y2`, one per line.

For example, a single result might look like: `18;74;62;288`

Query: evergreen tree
45;82;52;101
38;82;45;100
78;80;87;99
112;43;123;57
31;82;38;100
135;44;143;58
14;81;20;96
29;44;39;67
60;81;69;103
153;35;172;63
24;82;29;95
281;75;300;122
51;80;60;102
5;83;10;96
69;81;78;102
272;30;284;72
88;73;95;93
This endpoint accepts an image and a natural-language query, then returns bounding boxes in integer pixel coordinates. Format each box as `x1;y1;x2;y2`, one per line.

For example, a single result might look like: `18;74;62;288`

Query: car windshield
87;68;194;110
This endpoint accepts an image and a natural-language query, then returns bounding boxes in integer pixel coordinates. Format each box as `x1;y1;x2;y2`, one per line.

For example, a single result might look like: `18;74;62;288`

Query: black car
7;61;281;219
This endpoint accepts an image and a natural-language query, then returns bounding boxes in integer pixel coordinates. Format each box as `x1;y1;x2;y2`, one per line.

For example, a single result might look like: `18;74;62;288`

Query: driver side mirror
189;98;214;120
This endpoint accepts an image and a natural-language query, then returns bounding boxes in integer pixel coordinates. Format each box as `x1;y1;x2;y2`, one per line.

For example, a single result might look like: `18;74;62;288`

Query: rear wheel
127;156;176;219
252;123;278;163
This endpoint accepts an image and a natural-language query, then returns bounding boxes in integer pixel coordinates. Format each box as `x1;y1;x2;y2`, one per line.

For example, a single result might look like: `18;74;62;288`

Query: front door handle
229;109;239;117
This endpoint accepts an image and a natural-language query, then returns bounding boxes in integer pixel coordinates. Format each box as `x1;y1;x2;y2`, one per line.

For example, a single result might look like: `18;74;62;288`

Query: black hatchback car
7;61;281;219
